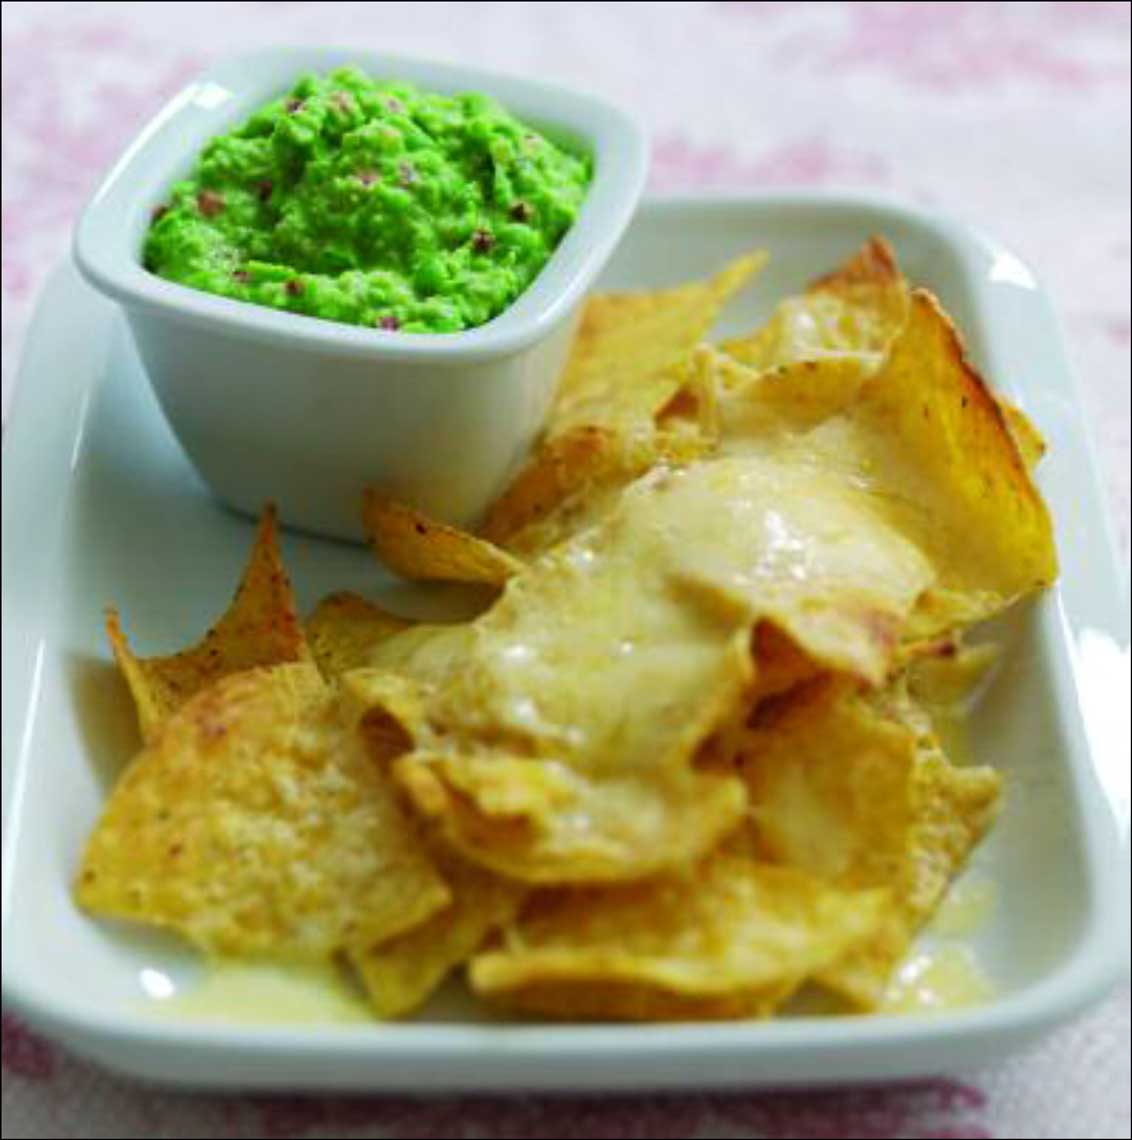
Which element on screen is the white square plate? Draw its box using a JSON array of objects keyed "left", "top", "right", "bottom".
[{"left": 2, "top": 195, "right": 1128, "bottom": 1092}]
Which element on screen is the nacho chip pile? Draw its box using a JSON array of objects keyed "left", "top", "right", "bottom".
[{"left": 78, "top": 238, "right": 1056, "bottom": 1022}]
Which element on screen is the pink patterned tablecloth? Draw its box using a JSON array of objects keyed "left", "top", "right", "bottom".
[{"left": 2, "top": 3, "right": 1129, "bottom": 1138}]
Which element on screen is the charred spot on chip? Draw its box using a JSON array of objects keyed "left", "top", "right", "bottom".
[{"left": 196, "top": 190, "right": 225, "bottom": 218}]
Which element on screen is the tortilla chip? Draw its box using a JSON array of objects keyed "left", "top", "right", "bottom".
[
  {"left": 339, "top": 666, "right": 432, "bottom": 761},
  {"left": 550, "top": 252, "right": 765, "bottom": 438},
  {"left": 863, "top": 291, "right": 1057, "bottom": 627},
  {"left": 741, "top": 679, "right": 1001, "bottom": 1007},
  {"left": 715, "top": 353, "right": 873, "bottom": 443},
  {"left": 996, "top": 396, "right": 1046, "bottom": 469},
  {"left": 363, "top": 490, "right": 523, "bottom": 586},
  {"left": 716, "top": 291, "right": 1057, "bottom": 635},
  {"left": 906, "top": 640, "right": 999, "bottom": 709},
  {"left": 723, "top": 237, "right": 907, "bottom": 370},
  {"left": 306, "top": 591, "right": 410, "bottom": 680},
  {"left": 479, "top": 255, "right": 763, "bottom": 552},
  {"left": 478, "top": 425, "right": 622, "bottom": 547},
  {"left": 469, "top": 855, "right": 888, "bottom": 1021},
  {"left": 750, "top": 621, "right": 820, "bottom": 704},
  {"left": 107, "top": 505, "right": 308, "bottom": 741},
  {"left": 351, "top": 852, "right": 523, "bottom": 1018},
  {"left": 363, "top": 622, "right": 479, "bottom": 679},
  {"left": 76, "top": 663, "right": 450, "bottom": 958},
  {"left": 480, "top": 427, "right": 710, "bottom": 556},
  {"left": 397, "top": 754, "right": 749, "bottom": 884}
]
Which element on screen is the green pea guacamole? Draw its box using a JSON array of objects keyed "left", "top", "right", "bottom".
[{"left": 144, "top": 67, "right": 592, "bottom": 332}]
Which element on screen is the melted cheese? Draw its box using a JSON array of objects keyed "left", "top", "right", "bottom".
[
  {"left": 882, "top": 944, "right": 993, "bottom": 1013},
  {"left": 147, "top": 959, "right": 371, "bottom": 1025}
]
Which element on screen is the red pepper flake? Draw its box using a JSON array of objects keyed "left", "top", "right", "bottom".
[
  {"left": 151, "top": 204, "right": 169, "bottom": 222},
  {"left": 377, "top": 315, "right": 401, "bottom": 331},
  {"left": 398, "top": 162, "right": 418, "bottom": 187},
  {"left": 509, "top": 201, "right": 533, "bottom": 222},
  {"left": 285, "top": 278, "right": 305, "bottom": 297},
  {"left": 256, "top": 179, "right": 273, "bottom": 202},
  {"left": 357, "top": 169, "right": 379, "bottom": 187},
  {"left": 232, "top": 269, "right": 251, "bottom": 284},
  {"left": 472, "top": 229, "right": 496, "bottom": 253},
  {"left": 197, "top": 189, "right": 225, "bottom": 218},
  {"left": 285, "top": 97, "right": 304, "bottom": 114}
]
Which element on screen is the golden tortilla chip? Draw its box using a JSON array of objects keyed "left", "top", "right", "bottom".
[
  {"left": 906, "top": 640, "right": 999, "bottom": 709},
  {"left": 550, "top": 252, "right": 765, "bottom": 438},
  {"left": 363, "top": 622, "right": 479, "bottom": 679},
  {"left": 716, "top": 291, "right": 1057, "bottom": 636},
  {"left": 469, "top": 854, "right": 888, "bottom": 1021},
  {"left": 339, "top": 666, "right": 432, "bottom": 762},
  {"left": 749, "top": 621, "right": 820, "bottom": 704},
  {"left": 741, "top": 679, "right": 1000, "bottom": 1007},
  {"left": 715, "top": 353, "right": 872, "bottom": 442},
  {"left": 350, "top": 851, "right": 523, "bottom": 1018},
  {"left": 480, "top": 427, "right": 711, "bottom": 556},
  {"left": 478, "top": 425, "right": 624, "bottom": 547},
  {"left": 862, "top": 291, "right": 1057, "bottom": 629},
  {"left": 397, "top": 754, "right": 749, "bottom": 885},
  {"left": 479, "top": 255, "right": 763, "bottom": 552},
  {"left": 306, "top": 591, "right": 410, "bottom": 680},
  {"left": 337, "top": 628, "right": 483, "bottom": 761},
  {"left": 996, "top": 396, "right": 1046, "bottom": 469},
  {"left": 723, "top": 237, "right": 907, "bottom": 370},
  {"left": 363, "top": 490, "right": 523, "bottom": 586},
  {"left": 107, "top": 505, "right": 309, "bottom": 742},
  {"left": 76, "top": 662, "right": 450, "bottom": 958}
]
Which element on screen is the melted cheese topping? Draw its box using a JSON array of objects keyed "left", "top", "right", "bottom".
[
  {"left": 882, "top": 944, "right": 993, "bottom": 1013},
  {"left": 429, "top": 456, "right": 933, "bottom": 773},
  {"left": 146, "top": 959, "right": 371, "bottom": 1025}
]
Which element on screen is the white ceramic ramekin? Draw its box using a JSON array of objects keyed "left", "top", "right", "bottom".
[{"left": 74, "top": 48, "right": 647, "bottom": 540}]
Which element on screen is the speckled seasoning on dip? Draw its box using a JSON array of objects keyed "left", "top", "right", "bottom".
[{"left": 143, "top": 67, "right": 592, "bottom": 332}]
